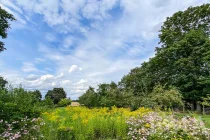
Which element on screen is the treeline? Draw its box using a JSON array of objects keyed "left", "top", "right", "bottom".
[
  {"left": 0, "top": 76, "right": 72, "bottom": 122},
  {"left": 79, "top": 4, "right": 210, "bottom": 111}
]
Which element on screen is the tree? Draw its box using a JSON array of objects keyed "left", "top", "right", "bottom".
[
  {"left": 159, "top": 4, "right": 210, "bottom": 48},
  {"left": 198, "top": 95, "right": 210, "bottom": 114},
  {"left": 0, "top": 7, "right": 15, "bottom": 52},
  {"left": 0, "top": 76, "right": 8, "bottom": 89},
  {"left": 150, "top": 85, "right": 183, "bottom": 113},
  {"left": 120, "top": 4, "right": 210, "bottom": 108},
  {"left": 79, "top": 87, "right": 98, "bottom": 107},
  {"left": 45, "top": 88, "right": 66, "bottom": 104},
  {"left": 29, "top": 90, "right": 42, "bottom": 101}
]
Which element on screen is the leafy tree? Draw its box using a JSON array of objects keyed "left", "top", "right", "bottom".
[
  {"left": 154, "top": 4, "right": 210, "bottom": 103},
  {"left": 29, "top": 90, "right": 42, "bottom": 101},
  {"left": 79, "top": 87, "right": 98, "bottom": 107},
  {"left": 198, "top": 95, "right": 210, "bottom": 114},
  {"left": 0, "top": 76, "right": 7, "bottom": 89},
  {"left": 119, "top": 65, "right": 151, "bottom": 96},
  {"left": 151, "top": 85, "right": 183, "bottom": 110},
  {"left": 0, "top": 7, "right": 15, "bottom": 52},
  {"left": 45, "top": 88, "right": 66, "bottom": 104},
  {"left": 120, "top": 4, "right": 210, "bottom": 108},
  {"left": 159, "top": 4, "right": 210, "bottom": 48}
]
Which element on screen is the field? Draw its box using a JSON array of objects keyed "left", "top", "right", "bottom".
[{"left": 36, "top": 106, "right": 210, "bottom": 140}]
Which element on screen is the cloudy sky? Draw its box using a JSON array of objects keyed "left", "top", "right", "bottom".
[{"left": 0, "top": 0, "right": 209, "bottom": 99}]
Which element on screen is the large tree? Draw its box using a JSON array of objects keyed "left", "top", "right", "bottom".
[
  {"left": 120, "top": 4, "right": 210, "bottom": 107},
  {"left": 0, "top": 7, "right": 15, "bottom": 52},
  {"left": 154, "top": 4, "right": 210, "bottom": 102},
  {"left": 45, "top": 88, "right": 66, "bottom": 104},
  {"left": 158, "top": 4, "right": 210, "bottom": 48}
]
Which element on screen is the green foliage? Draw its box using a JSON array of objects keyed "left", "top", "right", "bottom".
[
  {"left": 199, "top": 95, "right": 210, "bottom": 114},
  {"left": 79, "top": 83, "right": 134, "bottom": 108},
  {"left": 45, "top": 88, "right": 67, "bottom": 104},
  {"left": 79, "top": 86, "right": 99, "bottom": 107},
  {"left": 58, "top": 98, "right": 72, "bottom": 107},
  {"left": 41, "top": 97, "right": 54, "bottom": 108},
  {"left": 0, "top": 7, "right": 15, "bottom": 52},
  {"left": 29, "top": 90, "right": 42, "bottom": 101},
  {"left": 0, "top": 76, "right": 7, "bottom": 89},
  {"left": 159, "top": 4, "right": 210, "bottom": 47},
  {"left": 0, "top": 87, "right": 41, "bottom": 122},
  {"left": 151, "top": 85, "right": 184, "bottom": 109}
]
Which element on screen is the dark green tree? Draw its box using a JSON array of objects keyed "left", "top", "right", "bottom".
[
  {"left": 0, "top": 7, "right": 15, "bottom": 52},
  {"left": 159, "top": 4, "right": 210, "bottom": 48},
  {"left": 0, "top": 76, "right": 7, "bottom": 89},
  {"left": 45, "top": 88, "right": 66, "bottom": 104},
  {"left": 29, "top": 90, "right": 42, "bottom": 101}
]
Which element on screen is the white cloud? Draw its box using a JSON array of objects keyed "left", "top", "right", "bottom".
[
  {"left": 25, "top": 74, "right": 39, "bottom": 81},
  {"left": 0, "top": 0, "right": 23, "bottom": 14},
  {"left": 77, "top": 79, "right": 87, "bottom": 84},
  {"left": 21, "top": 62, "right": 38, "bottom": 72},
  {"left": 69, "top": 65, "right": 78, "bottom": 73},
  {"left": 40, "top": 74, "right": 54, "bottom": 81},
  {"left": 68, "top": 65, "right": 82, "bottom": 73}
]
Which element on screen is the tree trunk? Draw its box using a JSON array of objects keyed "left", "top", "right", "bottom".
[
  {"left": 202, "top": 105, "right": 205, "bottom": 115},
  {"left": 196, "top": 102, "right": 201, "bottom": 113}
]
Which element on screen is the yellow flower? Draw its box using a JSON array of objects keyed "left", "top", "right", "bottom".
[
  {"left": 145, "top": 123, "right": 151, "bottom": 128},
  {"left": 82, "top": 119, "right": 88, "bottom": 125}
]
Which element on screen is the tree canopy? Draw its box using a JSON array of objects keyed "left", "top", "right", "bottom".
[
  {"left": 45, "top": 88, "right": 66, "bottom": 104},
  {"left": 0, "top": 7, "right": 15, "bottom": 52},
  {"left": 0, "top": 76, "right": 7, "bottom": 89}
]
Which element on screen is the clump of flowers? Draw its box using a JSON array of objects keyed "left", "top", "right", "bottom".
[
  {"left": 0, "top": 117, "right": 44, "bottom": 140},
  {"left": 126, "top": 112, "right": 210, "bottom": 140}
]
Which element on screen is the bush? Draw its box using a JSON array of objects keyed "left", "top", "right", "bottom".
[
  {"left": 0, "top": 87, "right": 42, "bottom": 122},
  {"left": 57, "top": 98, "right": 72, "bottom": 107}
]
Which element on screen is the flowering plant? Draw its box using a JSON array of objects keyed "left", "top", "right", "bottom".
[
  {"left": 0, "top": 117, "right": 44, "bottom": 140},
  {"left": 127, "top": 112, "right": 210, "bottom": 140}
]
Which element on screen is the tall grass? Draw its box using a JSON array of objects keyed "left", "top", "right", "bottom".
[{"left": 40, "top": 106, "right": 151, "bottom": 140}]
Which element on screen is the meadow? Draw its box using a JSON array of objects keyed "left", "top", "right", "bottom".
[{"left": 9, "top": 106, "right": 208, "bottom": 140}]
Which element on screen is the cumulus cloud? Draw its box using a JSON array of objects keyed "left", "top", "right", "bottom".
[
  {"left": 77, "top": 79, "right": 87, "bottom": 84},
  {"left": 69, "top": 65, "right": 82, "bottom": 73},
  {"left": 40, "top": 74, "right": 54, "bottom": 81}
]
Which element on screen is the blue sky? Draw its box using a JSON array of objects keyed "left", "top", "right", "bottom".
[{"left": 0, "top": 0, "right": 209, "bottom": 99}]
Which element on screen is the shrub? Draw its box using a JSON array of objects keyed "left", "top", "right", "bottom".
[{"left": 57, "top": 98, "right": 72, "bottom": 107}]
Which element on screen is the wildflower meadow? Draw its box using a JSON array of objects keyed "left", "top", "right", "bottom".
[{"left": 2, "top": 106, "right": 209, "bottom": 140}]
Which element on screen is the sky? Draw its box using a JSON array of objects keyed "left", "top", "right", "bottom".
[{"left": 0, "top": 0, "right": 209, "bottom": 99}]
